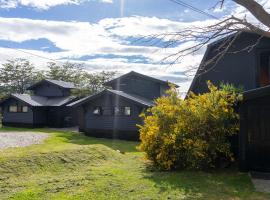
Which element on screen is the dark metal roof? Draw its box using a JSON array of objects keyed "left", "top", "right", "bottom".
[
  {"left": 68, "top": 89, "right": 154, "bottom": 107},
  {"left": 27, "top": 79, "right": 76, "bottom": 90},
  {"left": 108, "top": 89, "right": 155, "bottom": 106},
  {"left": 4, "top": 94, "right": 76, "bottom": 106},
  {"left": 104, "top": 71, "right": 179, "bottom": 88},
  {"left": 243, "top": 85, "right": 270, "bottom": 101}
]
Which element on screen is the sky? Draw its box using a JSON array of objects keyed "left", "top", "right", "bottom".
[{"left": 0, "top": 0, "right": 268, "bottom": 93}]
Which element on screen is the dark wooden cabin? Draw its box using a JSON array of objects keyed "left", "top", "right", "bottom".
[
  {"left": 0, "top": 79, "right": 78, "bottom": 128},
  {"left": 189, "top": 32, "right": 270, "bottom": 94},
  {"left": 240, "top": 86, "right": 270, "bottom": 172},
  {"left": 188, "top": 32, "right": 270, "bottom": 172},
  {"left": 69, "top": 71, "right": 178, "bottom": 140}
]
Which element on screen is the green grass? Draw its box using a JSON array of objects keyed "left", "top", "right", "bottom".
[{"left": 0, "top": 127, "right": 269, "bottom": 200}]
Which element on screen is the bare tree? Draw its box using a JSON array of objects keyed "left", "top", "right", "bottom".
[{"left": 141, "top": 0, "right": 270, "bottom": 74}]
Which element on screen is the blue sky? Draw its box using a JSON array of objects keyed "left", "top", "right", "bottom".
[{"left": 0, "top": 0, "right": 252, "bottom": 92}]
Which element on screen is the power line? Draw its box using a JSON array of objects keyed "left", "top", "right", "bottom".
[
  {"left": 169, "top": 0, "right": 219, "bottom": 20},
  {"left": 0, "top": 44, "right": 63, "bottom": 64}
]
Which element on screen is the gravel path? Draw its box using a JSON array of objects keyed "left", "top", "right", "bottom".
[{"left": 0, "top": 132, "right": 49, "bottom": 149}]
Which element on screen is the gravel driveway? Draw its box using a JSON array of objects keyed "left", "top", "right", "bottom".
[{"left": 0, "top": 132, "right": 49, "bottom": 149}]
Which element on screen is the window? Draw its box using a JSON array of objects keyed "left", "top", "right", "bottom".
[
  {"left": 113, "top": 106, "right": 131, "bottom": 116},
  {"left": 124, "top": 107, "right": 131, "bottom": 116},
  {"left": 114, "top": 107, "right": 121, "bottom": 116},
  {"left": 22, "top": 106, "right": 28, "bottom": 113},
  {"left": 9, "top": 106, "right": 17, "bottom": 113},
  {"left": 259, "top": 51, "right": 270, "bottom": 87},
  {"left": 9, "top": 105, "right": 28, "bottom": 113},
  {"left": 93, "top": 106, "right": 102, "bottom": 115}
]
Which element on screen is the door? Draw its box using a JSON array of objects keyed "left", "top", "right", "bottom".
[
  {"left": 247, "top": 106, "right": 270, "bottom": 171},
  {"left": 47, "top": 107, "right": 60, "bottom": 127}
]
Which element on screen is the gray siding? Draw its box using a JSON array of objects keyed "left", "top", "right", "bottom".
[
  {"left": 33, "top": 82, "right": 70, "bottom": 97},
  {"left": 110, "top": 75, "right": 166, "bottom": 100},
  {"left": 190, "top": 33, "right": 270, "bottom": 94},
  {"left": 83, "top": 93, "right": 144, "bottom": 132},
  {"left": 1, "top": 98, "right": 33, "bottom": 124}
]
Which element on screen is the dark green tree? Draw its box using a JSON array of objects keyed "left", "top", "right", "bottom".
[
  {"left": 0, "top": 59, "right": 38, "bottom": 95},
  {"left": 46, "top": 62, "right": 116, "bottom": 97}
]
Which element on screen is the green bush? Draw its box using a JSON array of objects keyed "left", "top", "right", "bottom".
[{"left": 138, "top": 82, "right": 242, "bottom": 170}]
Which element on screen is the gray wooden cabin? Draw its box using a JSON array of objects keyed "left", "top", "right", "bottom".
[
  {"left": 189, "top": 32, "right": 270, "bottom": 94},
  {"left": 0, "top": 79, "right": 78, "bottom": 128},
  {"left": 69, "top": 71, "right": 178, "bottom": 140}
]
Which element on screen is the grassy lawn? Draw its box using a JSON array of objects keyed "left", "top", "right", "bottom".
[{"left": 0, "top": 127, "right": 269, "bottom": 200}]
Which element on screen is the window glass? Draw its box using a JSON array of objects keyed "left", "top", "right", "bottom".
[
  {"left": 124, "top": 107, "right": 131, "bottom": 116},
  {"left": 114, "top": 107, "right": 121, "bottom": 116},
  {"left": 22, "top": 106, "right": 28, "bottom": 113},
  {"left": 93, "top": 107, "right": 102, "bottom": 115},
  {"left": 9, "top": 105, "right": 17, "bottom": 112}
]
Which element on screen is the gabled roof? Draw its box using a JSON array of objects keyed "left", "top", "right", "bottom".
[
  {"left": 68, "top": 89, "right": 155, "bottom": 107},
  {"left": 27, "top": 79, "right": 76, "bottom": 90},
  {"left": 104, "top": 71, "right": 179, "bottom": 88},
  {"left": 187, "top": 31, "right": 262, "bottom": 95},
  {"left": 1, "top": 94, "right": 76, "bottom": 107}
]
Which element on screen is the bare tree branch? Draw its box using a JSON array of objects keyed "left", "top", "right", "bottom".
[{"left": 233, "top": 0, "right": 270, "bottom": 28}]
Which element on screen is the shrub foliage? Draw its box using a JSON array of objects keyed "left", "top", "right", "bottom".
[{"left": 138, "top": 82, "right": 242, "bottom": 170}]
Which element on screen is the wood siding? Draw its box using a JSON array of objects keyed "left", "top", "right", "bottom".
[
  {"left": 1, "top": 98, "right": 33, "bottom": 124},
  {"left": 190, "top": 33, "right": 270, "bottom": 94},
  {"left": 82, "top": 93, "right": 144, "bottom": 132},
  {"left": 240, "top": 96, "right": 270, "bottom": 172},
  {"left": 33, "top": 82, "right": 70, "bottom": 97},
  {"left": 109, "top": 75, "right": 169, "bottom": 100}
]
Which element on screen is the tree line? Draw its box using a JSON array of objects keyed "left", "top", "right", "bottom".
[{"left": 0, "top": 59, "right": 116, "bottom": 98}]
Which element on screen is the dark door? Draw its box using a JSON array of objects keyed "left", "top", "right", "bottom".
[
  {"left": 47, "top": 107, "right": 60, "bottom": 127},
  {"left": 247, "top": 106, "right": 270, "bottom": 171}
]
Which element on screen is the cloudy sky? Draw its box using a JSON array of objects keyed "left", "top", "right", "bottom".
[{"left": 0, "top": 0, "right": 267, "bottom": 93}]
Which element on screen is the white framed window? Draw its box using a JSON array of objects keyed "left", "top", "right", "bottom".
[
  {"left": 124, "top": 107, "right": 131, "bottom": 116},
  {"left": 9, "top": 105, "right": 17, "bottom": 113},
  {"left": 93, "top": 106, "right": 102, "bottom": 115},
  {"left": 22, "top": 106, "right": 28, "bottom": 113}
]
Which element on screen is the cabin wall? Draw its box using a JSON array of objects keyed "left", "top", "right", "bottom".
[
  {"left": 82, "top": 93, "right": 145, "bottom": 140},
  {"left": 1, "top": 98, "right": 33, "bottom": 126},
  {"left": 240, "top": 95, "right": 270, "bottom": 172},
  {"left": 109, "top": 75, "right": 165, "bottom": 100},
  {"left": 32, "top": 107, "right": 47, "bottom": 127},
  {"left": 33, "top": 83, "right": 70, "bottom": 97},
  {"left": 191, "top": 33, "right": 270, "bottom": 94}
]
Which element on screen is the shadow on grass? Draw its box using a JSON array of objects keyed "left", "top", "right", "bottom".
[
  {"left": 0, "top": 126, "right": 139, "bottom": 153},
  {"left": 57, "top": 131, "right": 139, "bottom": 153},
  {"left": 142, "top": 166, "right": 266, "bottom": 200}
]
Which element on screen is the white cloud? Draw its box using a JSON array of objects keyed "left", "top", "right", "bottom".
[
  {"left": 0, "top": 0, "right": 112, "bottom": 10},
  {"left": 0, "top": 16, "right": 212, "bottom": 92}
]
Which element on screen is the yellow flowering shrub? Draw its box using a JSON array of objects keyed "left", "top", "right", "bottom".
[{"left": 138, "top": 82, "right": 242, "bottom": 170}]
